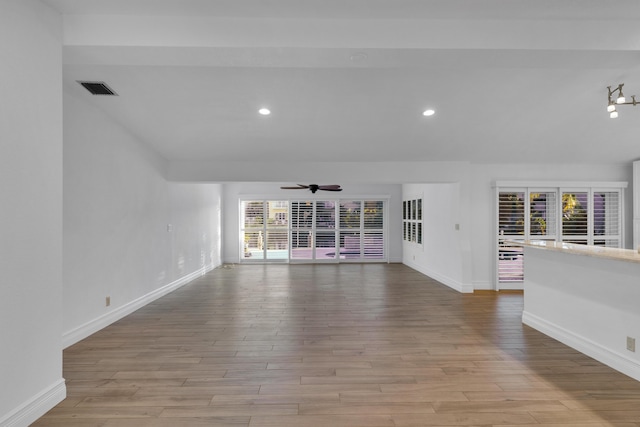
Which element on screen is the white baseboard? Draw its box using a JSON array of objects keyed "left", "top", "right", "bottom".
[
  {"left": 472, "top": 280, "right": 494, "bottom": 291},
  {"left": 403, "top": 261, "right": 473, "bottom": 293},
  {"left": 223, "top": 255, "right": 240, "bottom": 264},
  {"left": 498, "top": 282, "right": 524, "bottom": 291},
  {"left": 0, "top": 379, "right": 66, "bottom": 427},
  {"left": 63, "top": 263, "right": 218, "bottom": 348},
  {"left": 523, "top": 311, "right": 640, "bottom": 382}
]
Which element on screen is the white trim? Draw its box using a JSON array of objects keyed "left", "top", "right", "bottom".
[
  {"left": 495, "top": 282, "right": 523, "bottom": 291},
  {"left": 404, "top": 261, "right": 473, "bottom": 293},
  {"left": 62, "top": 263, "right": 218, "bottom": 348},
  {"left": 402, "top": 196, "right": 424, "bottom": 246},
  {"left": 523, "top": 311, "right": 640, "bottom": 382},
  {"left": 240, "top": 193, "right": 392, "bottom": 201},
  {"left": 0, "top": 379, "right": 66, "bottom": 427},
  {"left": 494, "top": 180, "right": 627, "bottom": 189},
  {"left": 472, "top": 280, "right": 494, "bottom": 291}
]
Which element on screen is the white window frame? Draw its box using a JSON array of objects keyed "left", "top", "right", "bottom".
[
  {"left": 290, "top": 199, "right": 338, "bottom": 263},
  {"left": 240, "top": 197, "right": 388, "bottom": 264},
  {"left": 402, "top": 197, "right": 423, "bottom": 245},
  {"left": 560, "top": 187, "right": 623, "bottom": 246},
  {"left": 337, "top": 200, "right": 387, "bottom": 262},
  {"left": 240, "top": 200, "right": 290, "bottom": 263},
  {"left": 494, "top": 181, "right": 626, "bottom": 290}
]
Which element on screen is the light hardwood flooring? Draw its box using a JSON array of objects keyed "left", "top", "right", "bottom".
[{"left": 34, "top": 264, "right": 640, "bottom": 426}]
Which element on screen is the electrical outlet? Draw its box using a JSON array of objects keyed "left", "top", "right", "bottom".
[
  {"left": 106, "top": 296, "right": 111, "bottom": 307},
  {"left": 627, "top": 336, "right": 636, "bottom": 352}
]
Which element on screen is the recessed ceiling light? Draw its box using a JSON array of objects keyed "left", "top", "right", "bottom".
[
  {"left": 423, "top": 109, "right": 435, "bottom": 117},
  {"left": 258, "top": 108, "right": 271, "bottom": 116}
]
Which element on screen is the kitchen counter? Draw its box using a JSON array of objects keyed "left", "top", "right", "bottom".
[
  {"left": 519, "top": 239, "right": 640, "bottom": 264},
  {"left": 520, "top": 241, "right": 640, "bottom": 381}
]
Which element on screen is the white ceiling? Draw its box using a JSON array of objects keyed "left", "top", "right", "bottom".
[{"left": 44, "top": 0, "right": 640, "bottom": 164}]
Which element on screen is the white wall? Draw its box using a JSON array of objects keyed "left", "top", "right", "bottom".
[
  {"left": 222, "top": 182, "right": 403, "bottom": 263},
  {"left": 169, "top": 160, "right": 472, "bottom": 184},
  {"left": 403, "top": 183, "right": 472, "bottom": 292},
  {"left": 63, "top": 91, "right": 222, "bottom": 347},
  {"left": 168, "top": 182, "right": 222, "bottom": 279},
  {"left": 0, "top": 1, "right": 66, "bottom": 425}
]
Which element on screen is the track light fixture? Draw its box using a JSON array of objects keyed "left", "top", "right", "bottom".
[{"left": 607, "top": 83, "right": 638, "bottom": 118}]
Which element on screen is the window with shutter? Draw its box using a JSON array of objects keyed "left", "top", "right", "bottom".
[
  {"left": 402, "top": 198, "right": 423, "bottom": 245},
  {"left": 495, "top": 185, "right": 624, "bottom": 287},
  {"left": 339, "top": 201, "right": 361, "bottom": 258},
  {"left": 498, "top": 191, "right": 525, "bottom": 283},
  {"left": 530, "top": 191, "right": 557, "bottom": 239},
  {"left": 291, "top": 201, "right": 314, "bottom": 259},
  {"left": 593, "top": 191, "right": 621, "bottom": 247},
  {"left": 242, "top": 201, "right": 265, "bottom": 259},
  {"left": 562, "top": 191, "right": 589, "bottom": 245}
]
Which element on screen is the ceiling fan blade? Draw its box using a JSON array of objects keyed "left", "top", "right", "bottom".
[
  {"left": 280, "top": 184, "right": 309, "bottom": 190},
  {"left": 280, "top": 184, "right": 341, "bottom": 192}
]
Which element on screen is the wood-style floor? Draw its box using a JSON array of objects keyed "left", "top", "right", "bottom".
[{"left": 34, "top": 264, "right": 640, "bottom": 426}]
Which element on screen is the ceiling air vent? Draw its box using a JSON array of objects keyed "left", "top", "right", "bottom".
[{"left": 77, "top": 81, "right": 118, "bottom": 96}]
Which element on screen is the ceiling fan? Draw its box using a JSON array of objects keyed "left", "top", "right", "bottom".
[{"left": 280, "top": 184, "right": 342, "bottom": 194}]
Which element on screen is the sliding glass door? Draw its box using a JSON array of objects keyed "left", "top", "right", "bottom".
[
  {"left": 241, "top": 200, "right": 289, "bottom": 261},
  {"left": 290, "top": 200, "right": 338, "bottom": 261},
  {"left": 241, "top": 199, "right": 386, "bottom": 263}
]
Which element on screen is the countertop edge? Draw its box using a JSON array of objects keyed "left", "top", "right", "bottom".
[{"left": 507, "top": 240, "right": 640, "bottom": 264}]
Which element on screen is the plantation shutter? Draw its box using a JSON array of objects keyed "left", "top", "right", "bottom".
[
  {"left": 562, "top": 191, "right": 589, "bottom": 244},
  {"left": 497, "top": 191, "right": 525, "bottom": 283},
  {"left": 363, "top": 201, "right": 384, "bottom": 259},
  {"left": 291, "top": 201, "right": 313, "bottom": 259},
  {"left": 496, "top": 184, "right": 624, "bottom": 286},
  {"left": 242, "top": 201, "right": 265, "bottom": 259},
  {"left": 593, "top": 191, "right": 621, "bottom": 246},
  {"left": 339, "top": 201, "right": 361, "bottom": 259},
  {"left": 242, "top": 198, "right": 386, "bottom": 263},
  {"left": 529, "top": 191, "right": 557, "bottom": 239},
  {"left": 315, "top": 201, "right": 336, "bottom": 259}
]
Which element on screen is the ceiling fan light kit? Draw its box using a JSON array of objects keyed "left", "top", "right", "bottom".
[
  {"left": 607, "top": 83, "right": 638, "bottom": 118},
  {"left": 280, "top": 184, "right": 343, "bottom": 193}
]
